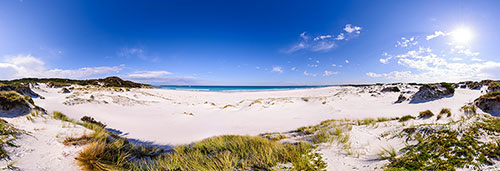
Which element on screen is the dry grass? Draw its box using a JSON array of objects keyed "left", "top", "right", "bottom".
[{"left": 418, "top": 110, "right": 434, "bottom": 119}]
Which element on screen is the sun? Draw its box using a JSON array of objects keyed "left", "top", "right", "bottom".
[{"left": 451, "top": 27, "right": 474, "bottom": 44}]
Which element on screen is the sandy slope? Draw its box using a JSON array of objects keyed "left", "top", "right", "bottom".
[
  {"left": 32, "top": 85, "right": 482, "bottom": 147},
  {"left": 0, "top": 114, "right": 88, "bottom": 171}
]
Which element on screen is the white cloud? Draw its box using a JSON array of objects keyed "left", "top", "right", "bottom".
[
  {"left": 255, "top": 66, "right": 260, "bottom": 70},
  {"left": 307, "top": 64, "right": 318, "bottom": 68},
  {"left": 285, "top": 42, "right": 307, "bottom": 53},
  {"left": 426, "top": 31, "right": 448, "bottom": 40},
  {"left": 335, "top": 33, "right": 345, "bottom": 40},
  {"left": 311, "top": 41, "right": 335, "bottom": 51},
  {"left": 118, "top": 47, "right": 144, "bottom": 57},
  {"left": 471, "top": 57, "right": 483, "bottom": 62},
  {"left": 371, "top": 47, "right": 500, "bottom": 82},
  {"left": 272, "top": 66, "right": 284, "bottom": 73},
  {"left": 285, "top": 24, "right": 361, "bottom": 53},
  {"left": 124, "top": 70, "right": 200, "bottom": 85},
  {"left": 366, "top": 72, "right": 382, "bottom": 78},
  {"left": 455, "top": 48, "right": 480, "bottom": 57},
  {"left": 127, "top": 71, "right": 172, "bottom": 79},
  {"left": 291, "top": 67, "right": 297, "bottom": 71},
  {"left": 316, "top": 60, "right": 320, "bottom": 64},
  {"left": 331, "top": 64, "right": 336, "bottom": 67},
  {"left": 323, "top": 70, "right": 339, "bottom": 76},
  {"left": 345, "top": 60, "right": 349, "bottom": 64},
  {"left": 343, "top": 24, "right": 362, "bottom": 34},
  {"left": 0, "top": 54, "right": 123, "bottom": 80},
  {"left": 395, "top": 37, "right": 418, "bottom": 47},
  {"left": 379, "top": 52, "right": 392, "bottom": 64},
  {"left": 300, "top": 32, "right": 309, "bottom": 40},
  {"left": 303, "top": 71, "right": 317, "bottom": 77},
  {"left": 314, "top": 35, "right": 332, "bottom": 41}
]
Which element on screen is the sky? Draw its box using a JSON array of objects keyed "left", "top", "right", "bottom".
[{"left": 1, "top": 0, "right": 499, "bottom": 85}]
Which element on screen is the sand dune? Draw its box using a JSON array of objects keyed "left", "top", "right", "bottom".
[{"left": 33, "top": 84, "right": 482, "bottom": 145}]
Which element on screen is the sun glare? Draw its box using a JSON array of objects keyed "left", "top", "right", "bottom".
[{"left": 451, "top": 27, "right": 474, "bottom": 44}]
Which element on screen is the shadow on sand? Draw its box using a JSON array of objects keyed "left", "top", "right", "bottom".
[
  {"left": 0, "top": 107, "right": 31, "bottom": 118},
  {"left": 106, "top": 127, "right": 175, "bottom": 150},
  {"left": 409, "top": 94, "right": 455, "bottom": 104}
]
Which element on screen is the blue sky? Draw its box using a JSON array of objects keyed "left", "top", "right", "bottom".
[{"left": 1, "top": 0, "right": 499, "bottom": 85}]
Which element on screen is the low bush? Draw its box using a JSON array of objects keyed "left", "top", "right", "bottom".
[
  {"left": 439, "top": 108, "right": 452, "bottom": 118},
  {"left": 418, "top": 110, "right": 434, "bottom": 119},
  {"left": 0, "top": 119, "right": 22, "bottom": 159},
  {"left": 80, "top": 116, "right": 106, "bottom": 128},
  {"left": 440, "top": 82, "right": 455, "bottom": 93},
  {"left": 399, "top": 115, "right": 416, "bottom": 122},
  {"left": 0, "top": 91, "right": 29, "bottom": 111},
  {"left": 460, "top": 105, "right": 477, "bottom": 115},
  {"left": 386, "top": 119, "right": 500, "bottom": 170},
  {"left": 52, "top": 111, "right": 70, "bottom": 121}
]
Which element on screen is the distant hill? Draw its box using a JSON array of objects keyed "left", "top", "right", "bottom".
[{"left": 0, "top": 76, "right": 148, "bottom": 88}]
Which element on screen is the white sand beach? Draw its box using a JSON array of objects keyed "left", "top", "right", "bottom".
[
  {"left": 32, "top": 85, "right": 482, "bottom": 145},
  {"left": 0, "top": 82, "right": 498, "bottom": 170}
]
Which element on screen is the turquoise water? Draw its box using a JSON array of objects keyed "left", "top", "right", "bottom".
[{"left": 154, "top": 85, "right": 328, "bottom": 92}]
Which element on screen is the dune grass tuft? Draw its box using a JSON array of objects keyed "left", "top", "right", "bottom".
[
  {"left": 66, "top": 116, "right": 327, "bottom": 171},
  {"left": 80, "top": 116, "right": 106, "bottom": 128},
  {"left": 0, "top": 91, "right": 30, "bottom": 111},
  {"left": 439, "top": 108, "right": 452, "bottom": 119},
  {"left": 418, "top": 110, "right": 434, "bottom": 119},
  {"left": 0, "top": 119, "right": 22, "bottom": 159},
  {"left": 398, "top": 115, "right": 416, "bottom": 122},
  {"left": 52, "top": 111, "right": 70, "bottom": 122},
  {"left": 460, "top": 104, "right": 477, "bottom": 115},
  {"left": 385, "top": 115, "right": 500, "bottom": 170}
]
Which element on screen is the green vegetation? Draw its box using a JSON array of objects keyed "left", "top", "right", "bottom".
[
  {"left": 440, "top": 82, "right": 455, "bottom": 93},
  {"left": 439, "top": 108, "right": 452, "bottom": 119},
  {"left": 80, "top": 116, "right": 106, "bottom": 128},
  {"left": 399, "top": 115, "right": 416, "bottom": 122},
  {"left": 134, "top": 136, "right": 326, "bottom": 171},
  {"left": 0, "top": 91, "right": 34, "bottom": 111},
  {"left": 52, "top": 111, "right": 70, "bottom": 121},
  {"left": 385, "top": 116, "right": 500, "bottom": 170},
  {"left": 378, "top": 146, "right": 397, "bottom": 160},
  {"left": 481, "top": 91, "right": 500, "bottom": 98},
  {"left": 488, "top": 81, "right": 500, "bottom": 90},
  {"left": 418, "top": 110, "right": 434, "bottom": 119},
  {"left": 0, "top": 77, "right": 147, "bottom": 88},
  {"left": 61, "top": 114, "right": 327, "bottom": 171},
  {"left": 260, "top": 132, "right": 287, "bottom": 141},
  {"left": 460, "top": 105, "right": 477, "bottom": 115},
  {"left": 0, "top": 119, "right": 22, "bottom": 159}
]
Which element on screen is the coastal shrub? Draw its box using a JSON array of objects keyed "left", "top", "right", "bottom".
[
  {"left": 460, "top": 105, "right": 477, "bottom": 115},
  {"left": 385, "top": 118, "right": 500, "bottom": 170},
  {"left": 440, "top": 82, "right": 455, "bottom": 93},
  {"left": 418, "top": 110, "right": 434, "bottom": 119},
  {"left": 80, "top": 116, "right": 106, "bottom": 128},
  {"left": 0, "top": 119, "right": 22, "bottom": 159},
  {"left": 357, "top": 118, "right": 376, "bottom": 126},
  {"left": 378, "top": 146, "right": 397, "bottom": 160},
  {"left": 67, "top": 115, "right": 327, "bottom": 171},
  {"left": 0, "top": 91, "right": 29, "bottom": 111},
  {"left": 63, "top": 135, "right": 94, "bottom": 146},
  {"left": 75, "top": 134, "right": 326, "bottom": 171},
  {"left": 488, "top": 81, "right": 500, "bottom": 91},
  {"left": 481, "top": 91, "right": 500, "bottom": 98},
  {"left": 399, "top": 115, "right": 416, "bottom": 122},
  {"left": 440, "top": 108, "right": 452, "bottom": 118},
  {"left": 52, "top": 111, "right": 70, "bottom": 121}
]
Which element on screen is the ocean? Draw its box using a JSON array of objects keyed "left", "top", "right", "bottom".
[{"left": 153, "top": 85, "right": 328, "bottom": 92}]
